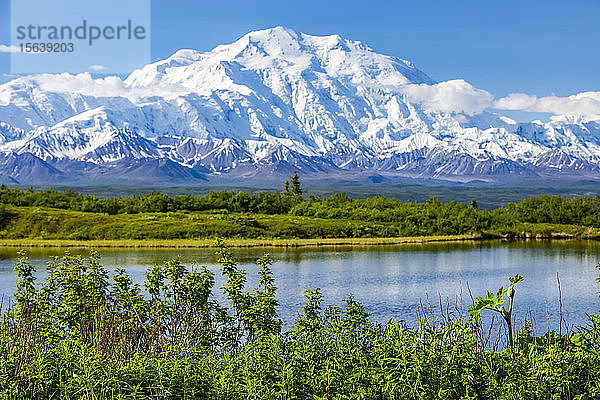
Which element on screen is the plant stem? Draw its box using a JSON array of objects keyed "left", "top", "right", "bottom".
[{"left": 507, "top": 296, "right": 514, "bottom": 353}]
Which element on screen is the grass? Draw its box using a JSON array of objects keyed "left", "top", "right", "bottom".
[
  {"left": 486, "top": 222, "right": 600, "bottom": 239},
  {"left": 0, "top": 204, "right": 598, "bottom": 248},
  {"left": 0, "top": 206, "right": 415, "bottom": 241},
  {"left": 0, "top": 234, "right": 484, "bottom": 248}
]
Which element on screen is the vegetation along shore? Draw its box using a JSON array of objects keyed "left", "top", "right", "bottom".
[
  {"left": 0, "top": 180, "right": 599, "bottom": 245},
  {"left": 1, "top": 241, "right": 600, "bottom": 398}
]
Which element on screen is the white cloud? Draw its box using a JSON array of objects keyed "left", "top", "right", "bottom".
[
  {"left": 401, "top": 79, "right": 494, "bottom": 115},
  {"left": 400, "top": 80, "right": 600, "bottom": 118},
  {"left": 8, "top": 68, "right": 600, "bottom": 119},
  {"left": 33, "top": 73, "right": 127, "bottom": 97},
  {"left": 88, "top": 65, "right": 108, "bottom": 71},
  {"left": 27, "top": 72, "right": 192, "bottom": 101},
  {"left": 494, "top": 92, "right": 600, "bottom": 117},
  {"left": 0, "top": 44, "right": 21, "bottom": 53}
]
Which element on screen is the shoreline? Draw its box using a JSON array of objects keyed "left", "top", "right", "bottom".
[
  {"left": 0, "top": 233, "right": 588, "bottom": 249},
  {"left": 0, "top": 235, "right": 484, "bottom": 249}
]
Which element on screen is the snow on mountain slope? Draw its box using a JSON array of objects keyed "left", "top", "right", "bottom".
[{"left": 0, "top": 26, "right": 600, "bottom": 184}]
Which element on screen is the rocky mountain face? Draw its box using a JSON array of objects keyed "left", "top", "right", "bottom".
[{"left": 1, "top": 26, "right": 600, "bottom": 185}]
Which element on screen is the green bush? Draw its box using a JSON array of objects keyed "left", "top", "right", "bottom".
[{"left": 2, "top": 245, "right": 600, "bottom": 399}]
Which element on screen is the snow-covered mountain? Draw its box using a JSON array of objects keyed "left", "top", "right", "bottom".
[{"left": 1, "top": 26, "right": 600, "bottom": 185}]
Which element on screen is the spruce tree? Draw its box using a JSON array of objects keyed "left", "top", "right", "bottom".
[
  {"left": 291, "top": 169, "right": 302, "bottom": 196},
  {"left": 283, "top": 180, "right": 290, "bottom": 195},
  {"left": 470, "top": 198, "right": 478, "bottom": 210}
]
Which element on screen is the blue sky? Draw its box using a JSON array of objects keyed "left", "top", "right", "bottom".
[{"left": 1, "top": 0, "right": 599, "bottom": 118}]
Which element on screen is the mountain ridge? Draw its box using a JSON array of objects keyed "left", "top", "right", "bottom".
[{"left": 1, "top": 26, "right": 600, "bottom": 185}]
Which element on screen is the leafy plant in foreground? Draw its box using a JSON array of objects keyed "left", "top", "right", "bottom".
[
  {"left": 468, "top": 274, "right": 524, "bottom": 351},
  {"left": 3, "top": 249, "right": 600, "bottom": 399}
]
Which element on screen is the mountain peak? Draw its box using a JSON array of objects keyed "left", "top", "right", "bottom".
[
  {"left": 125, "top": 27, "right": 434, "bottom": 92},
  {"left": 244, "top": 26, "right": 300, "bottom": 41}
]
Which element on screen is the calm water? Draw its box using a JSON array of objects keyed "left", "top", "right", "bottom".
[{"left": 1, "top": 240, "right": 599, "bottom": 333}]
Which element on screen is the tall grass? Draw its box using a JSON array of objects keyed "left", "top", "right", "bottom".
[{"left": 1, "top": 242, "right": 600, "bottom": 399}]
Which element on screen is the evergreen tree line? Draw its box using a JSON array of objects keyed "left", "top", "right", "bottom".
[{"left": 1, "top": 175, "right": 600, "bottom": 231}]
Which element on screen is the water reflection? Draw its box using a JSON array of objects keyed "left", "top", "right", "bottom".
[{"left": 0, "top": 240, "right": 599, "bottom": 333}]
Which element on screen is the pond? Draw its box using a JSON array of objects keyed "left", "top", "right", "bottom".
[{"left": 1, "top": 240, "right": 599, "bottom": 335}]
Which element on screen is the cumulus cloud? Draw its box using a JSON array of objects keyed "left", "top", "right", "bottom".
[
  {"left": 0, "top": 44, "right": 21, "bottom": 53},
  {"left": 8, "top": 67, "right": 600, "bottom": 118},
  {"left": 494, "top": 92, "right": 600, "bottom": 116},
  {"left": 88, "top": 65, "right": 108, "bottom": 71},
  {"left": 26, "top": 72, "right": 191, "bottom": 100},
  {"left": 33, "top": 73, "right": 127, "bottom": 97},
  {"left": 400, "top": 79, "right": 600, "bottom": 118},
  {"left": 401, "top": 79, "right": 494, "bottom": 115}
]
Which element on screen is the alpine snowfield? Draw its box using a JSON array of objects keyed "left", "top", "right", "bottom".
[{"left": 1, "top": 26, "right": 600, "bottom": 184}]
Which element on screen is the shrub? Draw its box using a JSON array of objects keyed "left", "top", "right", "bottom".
[{"left": 1, "top": 246, "right": 600, "bottom": 398}]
